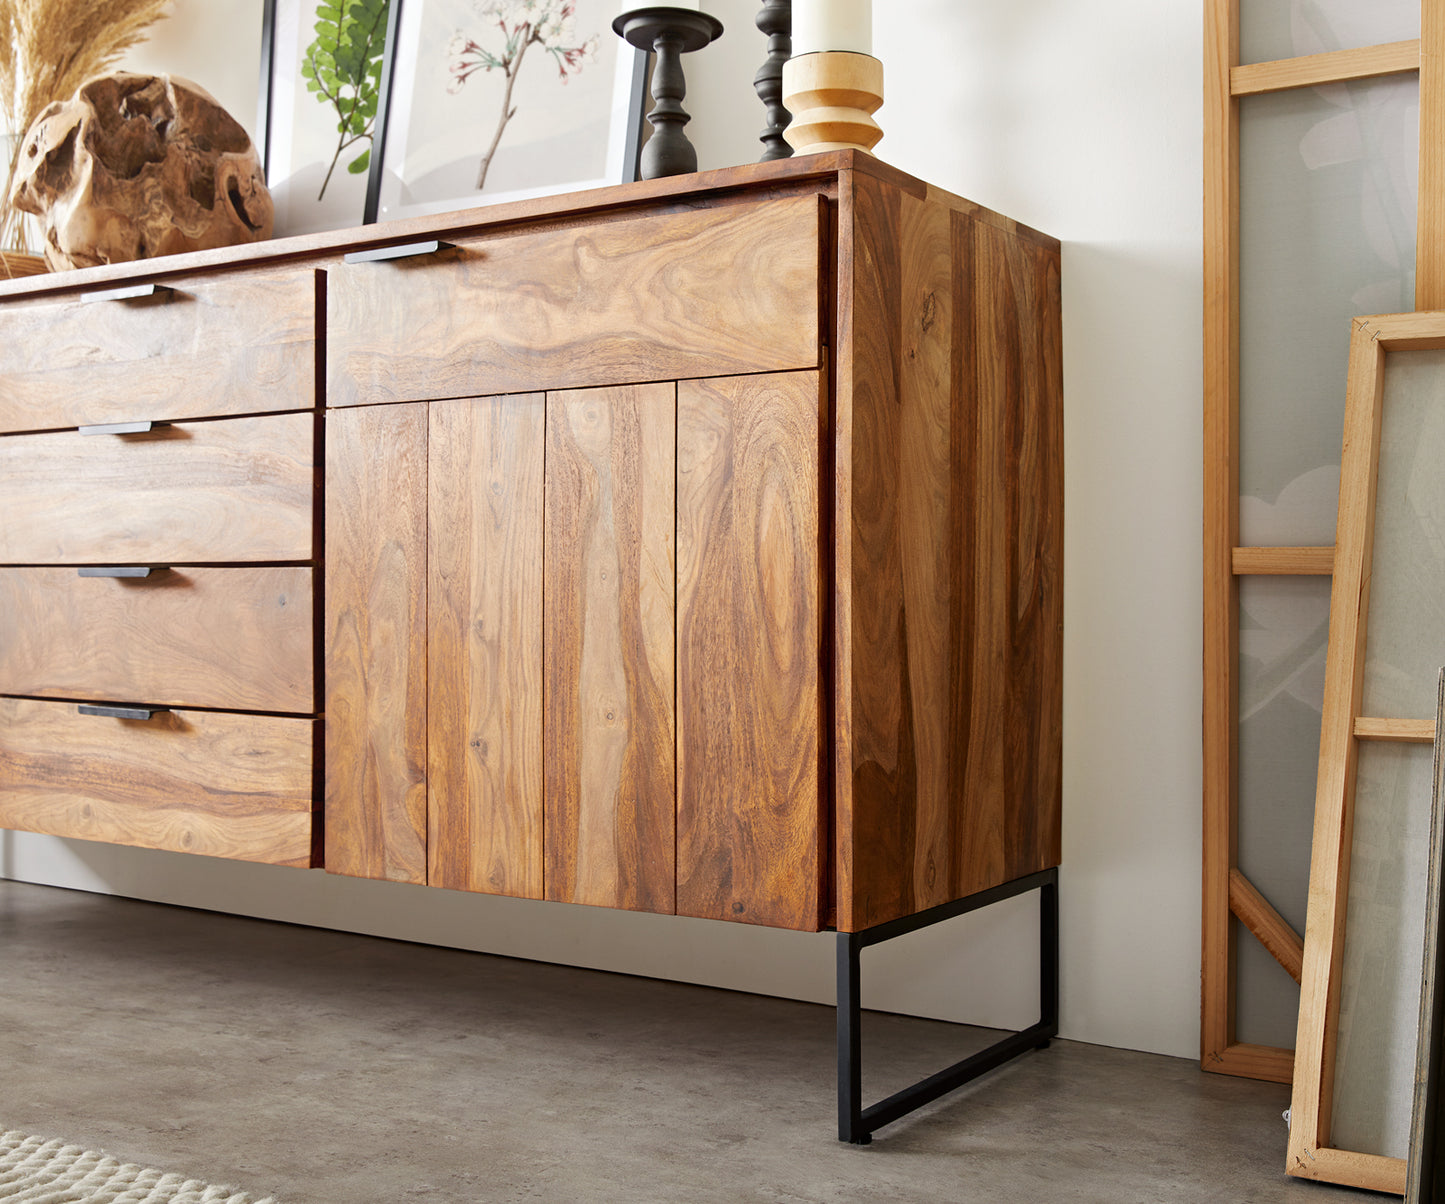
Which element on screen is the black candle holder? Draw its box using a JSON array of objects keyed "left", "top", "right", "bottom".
[
  {"left": 613, "top": 7, "right": 724, "bottom": 180},
  {"left": 754, "top": 0, "right": 792, "bottom": 161}
]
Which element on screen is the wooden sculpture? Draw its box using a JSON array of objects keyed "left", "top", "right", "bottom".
[{"left": 8, "top": 72, "right": 273, "bottom": 271}]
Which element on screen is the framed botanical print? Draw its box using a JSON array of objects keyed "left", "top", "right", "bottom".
[
  {"left": 263, "top": 0, "right": 393, "bottom": 236},
  {"left": 368, "top": 0, "right": 647, "bottom": 224}
]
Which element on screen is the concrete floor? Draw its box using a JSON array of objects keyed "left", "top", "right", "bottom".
[{"left": 0, "top": 880, "right": 1369, "bottom": 1204}]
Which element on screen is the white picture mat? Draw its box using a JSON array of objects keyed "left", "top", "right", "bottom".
[{"left": 377, "top": 0, "right": 634, "bottom": 223}]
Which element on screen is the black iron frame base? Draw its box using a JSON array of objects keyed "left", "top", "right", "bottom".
[{"left": 836, "top": 867, "right": 1060, "bottom": 1144}]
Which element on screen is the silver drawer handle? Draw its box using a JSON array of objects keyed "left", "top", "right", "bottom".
[
  {"left": 79, "top": 282, "right": 172, "bottom": 303},
  {"left": 77, "top": 566, "right": 167, "bottom": 578},
  {"left": 78, "top": 704, "right": 168, "bottom": 721},
  {"left": 344, "top": 240, "right": 452, "bottom": 265},
  {"left": 78, "top": 420, "right": 163, "bottom": 436}
]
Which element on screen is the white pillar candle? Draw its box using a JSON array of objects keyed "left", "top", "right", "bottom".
[
  {"left": 792, "top": 0, "right": 872, "bottom": 56},
  {"left": 619, "top": 0, "right": 703, "bottom": 13}
]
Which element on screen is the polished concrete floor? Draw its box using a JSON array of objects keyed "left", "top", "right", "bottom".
[{"left": 0, "top": 879, "right": 1366, "bottom": 1203}]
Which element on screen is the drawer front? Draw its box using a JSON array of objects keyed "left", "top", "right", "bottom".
[
  {"left": 0, "top": 697, "right": 317, "bottom": 866},
  {"left": 0, "top": 268, "right": 317, "bottom": 434},
  {"left": 328, "top": 195, "right": 823, "bottom": 407},
  {"left": 0, "top": 567, "right": 313, "bottom": 713},
  {"left": 0, "top": 412, "right": 317, "bottom": 564}
]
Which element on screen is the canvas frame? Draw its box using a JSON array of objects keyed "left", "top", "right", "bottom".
[
  {"left": 1287, "top": 312, "right": 1445, "bottom": 1195},
  {"left": 1201, "top": 0, "right": 1445, "bottom": 1090}
]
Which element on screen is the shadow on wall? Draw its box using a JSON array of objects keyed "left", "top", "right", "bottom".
[{"left": 1, "top": 832, "right": 1043, "bottom": 1033}]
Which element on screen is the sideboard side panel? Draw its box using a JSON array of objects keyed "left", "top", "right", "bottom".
[
  {"left": 325, "top": 402, "right": 429, "bottom": 884},
  {"left": 838, "top": 174, "right": 1063, "bottom": 931}
]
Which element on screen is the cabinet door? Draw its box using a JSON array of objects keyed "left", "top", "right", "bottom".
[
  {"left": 676, "top": 371, "right": 824, "bottom": 930},
  {"left": 428, "top": 396, "right": 546, "bottom": 897},
  {"left": 325, "top": 402, "right": 429, "bottom": 884},
  {"left": 544, "top": 384, "right": 676, "bottom": 913}
]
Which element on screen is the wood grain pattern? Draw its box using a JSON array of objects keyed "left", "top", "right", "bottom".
[
  {"left": 1231, "top": 40, "right": 1419, "bottom": 96},
  {"left": 1232, "top": 546, "right": 1334, "bottom": 575},
  {"left": 1290, "top": 321, "right": 1388, "bottom": 1181},
  {"left": 1230, "top": 868, "right": 1305, "bottom": 984},
  {"left": 677, "top": 372, "right": 822, "bottom": 930},
  {"left": 0, "top": 697, "right": 316, "bottom": 865},
  {"left": 545, "top": 385, "right": 675, "bottom": 913},
  {"left": 0, "top": 412, "right": 316, "bottom": 564},
  {"left": 1354, "top": 717, "right": 1437, "bottom": 743},
  {"left": 1204, "top": 1043, "right": 1295, "bottom": 1085},
  {"left": 324, "top": 402, "right": 428, "bottom": 884},
  {"left": 327, "top": 197, "right": 822, "bottom": 408},
  {"left": 836, "top": 171, "right": 1064, "bottom": 932},
  {"left": 427, "top": 395, "right": 545, "bottom": 898},
  {"left": 1288, "top": 1147, "right": 1406, "bottom": 1195},
  {"left": 0, "top": 267, "right": 316, "bottom": 434},
  {"left": 0, "top": 566, "right": 312, "bottom": 713},
  {"left": 1202, "top": 0, "right": 1245, "bottom": 1075},
  {"left": 1420, "top": 8, "right": 1445, "bottom": 310}
]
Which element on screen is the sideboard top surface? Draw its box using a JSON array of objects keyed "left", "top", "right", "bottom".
[{"left": 0, "top": 152, "right": 1058, "bottom": 301}]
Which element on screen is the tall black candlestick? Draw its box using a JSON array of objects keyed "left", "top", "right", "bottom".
[
  {"left": 614, "top": 8, "right": 725, "bottom": 180},
  {"left": 754, "top": 0, "right": 792, "bottom": 161}
]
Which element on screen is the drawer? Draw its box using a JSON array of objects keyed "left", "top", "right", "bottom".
[
  {"left": 0, "top": 567, "right": 313, "bottom": 713},
  {"left": 0, "top": 697, "right": 317, "bottom": 866},
  {"left": 0, "top": 412, "right": 317, "bottom": 564},
  {"left": 0, "top": 268, "right": 317, "bottom": 434},
  {"left": 328, "top": 195, "right": 823, "bottom": 407}
]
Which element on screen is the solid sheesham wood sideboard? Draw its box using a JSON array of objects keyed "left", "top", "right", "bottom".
[{"left": 0, "top": 153, "right": 1062, "bottom": 1143}]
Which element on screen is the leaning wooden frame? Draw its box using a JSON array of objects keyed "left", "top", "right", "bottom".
[{"left": 1289, "top": 312, "right": 1445, "bottom": 1194}]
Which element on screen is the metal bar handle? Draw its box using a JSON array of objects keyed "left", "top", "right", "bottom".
[
  {"left": 344, "top": 240, "right": 452, "bottom": 265},
  {"left": 77, "top": 566, "right": 167, "bottom": 578},
  {"left": 78, "top": 420, "right": 159, "bottom": 436},
  {"left": 77, "top": 704, "right": 168, "bottom": 721},
  {"left": 79, "top": 283, "right": 171, "bottom": 304}
]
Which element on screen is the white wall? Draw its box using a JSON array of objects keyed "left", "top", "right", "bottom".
[{"left": 3, "top": 0, "right": 1205, "bottom": 1060}]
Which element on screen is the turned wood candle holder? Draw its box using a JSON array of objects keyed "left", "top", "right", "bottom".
[
  {"left": 614, "top": 7, "right": 725, "bottom": 179},
  {"left": 781, "top": 50, "right": 883, "bottom": 156}
]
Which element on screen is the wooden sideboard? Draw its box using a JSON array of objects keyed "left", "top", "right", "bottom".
[{"left": 0, "top": 153, "right": 1061, "bottom": 942}]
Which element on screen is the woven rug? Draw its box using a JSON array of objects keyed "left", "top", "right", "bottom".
[{"left": 0, "top": 1132, "right": 277, "bottom": 1204}]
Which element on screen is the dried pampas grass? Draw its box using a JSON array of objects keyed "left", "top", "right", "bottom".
[{"left": 0, "top": 0, "right": 172, "bottom": 252}]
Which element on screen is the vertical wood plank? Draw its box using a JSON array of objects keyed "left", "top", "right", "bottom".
[
  {"left": 677, "top": 371, "right": 822, "bottom": 930},
  {"left": 899, "top": 193, "right": 957, "bottom": 913},
  {"left": 427, "top": 395, "right": 545, "bottom": 898},
  {"left": 544, "top": 384, "right": 676, "bottom": 914},
  {"left": 841, "top": 172, "right": 915, "bottom": 930},
  {"left": 1202, "top": 0, "right": 1243, "bottom": 1071},
  {"left": 1419, "top": 0, "right": 1445, "bottom": 309},
  {"left": 324, "top": 402, "right": 428, "bottom": 884},
  {"left": 1289, "top": 322, "right": 1387, "bottom": 1178}
]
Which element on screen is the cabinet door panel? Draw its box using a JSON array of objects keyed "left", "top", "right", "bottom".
[
  {"left": 545, "top": 384, "right": 676, "bottom": 913},
  {"left": 676, "top": 372, "right": 823, "bottom": 930},
  {"left": 428, "top": 395, "right": 545, "bottom": 897},
  {"left": 325, "top": 402, "right": 428, "bottom": 884}
]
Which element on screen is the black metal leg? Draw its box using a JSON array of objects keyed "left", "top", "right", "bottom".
[
  {"left": 836, "top": 933, "right": 867, "bottom": 1143},
  {"left": 836, "top": 867, "right": 1060, "bottom": 1144}
]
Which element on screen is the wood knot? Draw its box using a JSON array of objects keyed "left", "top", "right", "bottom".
[{"left": 920, "top": 291, "right": 938, "bottom": 333}]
